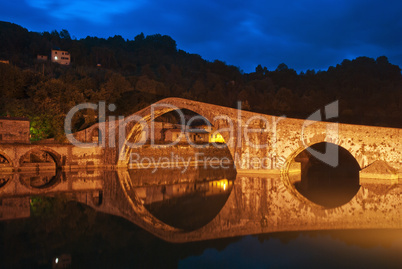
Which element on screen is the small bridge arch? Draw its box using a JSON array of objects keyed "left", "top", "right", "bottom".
[
  {"left": 284, "top": 140, "right": 362, "bottom": 172},
  {"left": 0, "top": 150, "right": 14, "bottom": 167},
  {"left": 18, "top": 147, "right": 63, "bottom": 169},
  {"left": 275, "top": 117, "right": 401, "bottom": 174},
  {"left": 284, "top": 141, "right": 364, "bottom": 208}
]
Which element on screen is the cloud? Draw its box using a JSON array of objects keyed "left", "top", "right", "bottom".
[{"left": 25, "top": 0, "right": 145, "bottom": 23}]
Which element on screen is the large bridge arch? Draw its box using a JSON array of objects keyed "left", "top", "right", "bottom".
[{"left": 117, "top": 98, "right": 236, "bottom": 166}]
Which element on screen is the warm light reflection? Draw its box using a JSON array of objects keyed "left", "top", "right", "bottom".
[
  {"left": 211, "top": 179, "right": 229, "bottom": 191},
  {"left": 209, "top": 132, "right": 225, "bottom": 143}
]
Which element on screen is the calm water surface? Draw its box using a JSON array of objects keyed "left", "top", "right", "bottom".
[{"left": 0, "top": 167, "right": 401, "bottom": 268}]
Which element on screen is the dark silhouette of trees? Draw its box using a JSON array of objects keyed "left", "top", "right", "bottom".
[{"left": 0, "top": 22, "right": 401, "bottom": 141}]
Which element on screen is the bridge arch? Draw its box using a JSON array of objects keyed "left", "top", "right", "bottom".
[
  {"left": 0, "top": 150, "right": 14, "bottom": 168},
  {"left": 283, "top": 141, "right": 361, "bottom": 208},
  {"left": 18, "top": 147, "right": 63, "bottom": 169},
  {"left": 117, "top": 98, "right": 234, "bottom": 165},
  {"left": 284, "top": 138, "right": 363, "bottom": 172}
]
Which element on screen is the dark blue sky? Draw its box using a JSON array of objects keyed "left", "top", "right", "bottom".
[{"left": 1, "top": 0, "right": 402, "bottom": 73}]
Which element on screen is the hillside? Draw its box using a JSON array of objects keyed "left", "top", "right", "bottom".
[{"left": 0, "top": 21, "right": 401, "bottom": 141}]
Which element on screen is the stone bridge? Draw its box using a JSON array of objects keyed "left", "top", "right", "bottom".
[
  {"left": 0, "top": 143, "right": 113, "bottom": 172},
  {"left": 1, "top": 98, "right": 401, "bottom": 241},
  {"left": 73, "top": 98, "right": 402, "bottom": 174},
  {"left": 1, "top": 98, "right": 401, "bottom": 176}
]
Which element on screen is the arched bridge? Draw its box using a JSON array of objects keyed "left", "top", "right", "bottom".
[
  {"left": 1, "top": 98, "right": 401, "bottom": 241},
  {"left": 70, "top": 97, "right": 401, "bottom": 175},
  {"left": 0, "top": 98, "right": 401, "bottom": 176}
]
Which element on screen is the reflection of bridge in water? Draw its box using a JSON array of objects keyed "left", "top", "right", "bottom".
[{"left": 0, "top": 168, "right": 400, "bottom": 243}]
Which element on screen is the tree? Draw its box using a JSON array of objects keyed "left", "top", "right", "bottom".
[
  {"left": 255, "top": 64, "right": 264, "bottom": 74},
  {"left": 275, "top": 63, "right": 288, "bottom": 72},
  {"left": 59, "top": 29, "right": 71, "bottom": 40},
  {"left": 134, "top": 32, "right": 145, "bottom": 42}
]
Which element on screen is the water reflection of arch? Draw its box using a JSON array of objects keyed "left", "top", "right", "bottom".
[
  {"left": 117, "top": 170, "right": 181, "bottom": 236},
  {"left": 129, "top": 167, "right": 236, "bottom": 231},
  {"left": 116, "top": 167, "right": 236, "bottom": 238},
  {"left": 0, "top": 173, "right": 13, "bottom": 189},
  {"left": 283, "top": 141, "right": 361, "bottom": 208},
  {"left": 18, "top": 169, "right": 62, "bottom": 190}
]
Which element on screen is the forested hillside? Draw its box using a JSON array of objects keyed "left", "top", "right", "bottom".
[{"left": 0, "top": 21, "right": 401, "bottom": 141}]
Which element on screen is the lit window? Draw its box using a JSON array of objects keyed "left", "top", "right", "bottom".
[{"left": 54, "top": 56, "right": 58, "bottom": 60}]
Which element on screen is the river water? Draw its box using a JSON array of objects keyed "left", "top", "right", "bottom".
[{"left": 0, "top": 167, "right": 401, "bottom": 268}]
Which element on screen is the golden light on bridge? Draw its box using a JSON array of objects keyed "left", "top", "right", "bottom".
[{"left": 209, "top": 133, "right": 225, "bottom": 143}]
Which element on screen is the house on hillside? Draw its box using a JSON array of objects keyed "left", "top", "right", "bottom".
[{"left": 51, "top": 49, "right": 70, "bottom": 65}]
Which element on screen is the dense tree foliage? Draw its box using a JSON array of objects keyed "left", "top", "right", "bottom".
[{"left": 0, "top": 22, "right": 401, "bottom": 141}]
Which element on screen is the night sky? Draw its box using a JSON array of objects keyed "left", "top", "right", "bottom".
[{"left": 1, "top": 0, "right": 402, "bottom": 73}]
